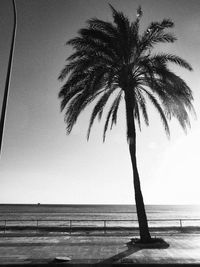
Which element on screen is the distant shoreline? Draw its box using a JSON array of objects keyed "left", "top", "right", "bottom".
[{"left": 1, "top": 203, "right": 200, "bottom": 206}]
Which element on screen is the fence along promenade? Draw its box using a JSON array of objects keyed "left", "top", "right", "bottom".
[{"left": 1, "top": 218, "right": 200, "bottom": 234}]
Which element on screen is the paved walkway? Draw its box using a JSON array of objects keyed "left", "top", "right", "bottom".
[{"left": 0, "top": 233, "right": 200, "bottom": 265}]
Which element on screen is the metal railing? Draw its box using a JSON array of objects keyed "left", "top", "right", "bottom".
[{"left": 0, "top": 218, "right": 200, "bottom": 234}]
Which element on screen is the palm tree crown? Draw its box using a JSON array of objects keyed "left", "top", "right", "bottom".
[{"left": 58, "top": 5, "right": 194, "bottom": 142}]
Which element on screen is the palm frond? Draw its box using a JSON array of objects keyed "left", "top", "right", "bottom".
[
  {"left": 87, "top": 18, "right": 118, "bottom": 37},
  {"left": 78, "top": 28, "right": 120, "bottom": 58},
  {"left": 141, "top": 87, "right": 170, "bottom": 136},
  {"left": 109, "top": 4, "right": 132, "bottom": 62},
  {"left": 67, "top": 36, "right": 117, "bottom": 60},
  {"left": 135, "top": 88, "right": 149, "bottom": 126},
  {"left": 150, "top": 53, "right": 193, "bottom": 71},
  {"left": 162, "top": 95, "right": 191, "bottom": 132},
  {"left": 140, "top": 32, "right": 176, "bottom": 53},
  {"left": 139, "top": 18, "right": 175, "bottom": 54},
  {"left": 87, "top": 87, "right": 116, "bottom": 140},
  {"left": 103, "top": 91, "right": 122, "bottom": 141},
  {"left": 64, "top": 88, "right": 105, "bottom": 134},
  {"left": 109, "top": 4, "right": 130, "bottom": 34},
  {"left": 134, "top": 102, "right": 141, "bottom": 131},
  {"left": 147, "top": 19, "right": 174, "bottom": 32},
  {"left": 59, "top": 65, "right": 107, "bottom": 111},
  {"left": 110, "top": 91, "right": 123, "bottom": 129},
  {"left": 136, "top": 6, "right": 143, "bottom": 19}
]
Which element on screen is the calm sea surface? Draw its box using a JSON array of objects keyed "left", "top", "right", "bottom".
[{"left": 0, "top": 204, "right": 200, "bottom": 226}]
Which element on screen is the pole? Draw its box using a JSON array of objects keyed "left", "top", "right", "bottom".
[{"left": 0, "top": 0, "right": 17, "bottom": 156}]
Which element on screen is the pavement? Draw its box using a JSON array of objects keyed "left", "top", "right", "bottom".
[{"left": 0, "top": 232, "right": 200, "bottom": 265}]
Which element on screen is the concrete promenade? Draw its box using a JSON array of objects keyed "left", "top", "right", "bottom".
[{"left": 0, "top": 232, "right": 200, "bottom": 265}]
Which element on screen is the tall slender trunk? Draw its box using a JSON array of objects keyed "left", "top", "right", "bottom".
[
  {"left": 124, "top": 90, "right": 151, "bottom": 243},
  {"left": 0, "top": 0, "right": 17, "bottom": 156}
]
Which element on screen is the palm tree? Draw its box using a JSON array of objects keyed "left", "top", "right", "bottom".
[{"left": 58, "top": 6, "right": 194, "bottom": 243}]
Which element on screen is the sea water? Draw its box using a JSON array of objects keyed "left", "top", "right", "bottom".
[{"left": 0, "top": 204, "right": 200, "bottom": 230}]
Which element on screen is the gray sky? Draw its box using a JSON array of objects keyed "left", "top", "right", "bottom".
[{"left": 0, "top": 0, "right": 200, "bottom": 204}]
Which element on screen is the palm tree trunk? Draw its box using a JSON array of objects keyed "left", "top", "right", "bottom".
[
  {"left": 124, "top": 90, "right": 151, "bottom": 243},
  {"left": 0, "top": 0, "right": 17, "bottom": 156}
]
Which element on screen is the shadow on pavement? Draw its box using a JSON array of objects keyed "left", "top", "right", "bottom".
[
  {"left": 98, "top": 238, "right": 170, "bottom": 264},
  {"left": 98, "top": 244, "right": 141, "bottom": 264}
]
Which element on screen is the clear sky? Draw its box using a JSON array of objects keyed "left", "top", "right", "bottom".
[{"left": 0, "top": 0, "right": 200, "bottom": 205}]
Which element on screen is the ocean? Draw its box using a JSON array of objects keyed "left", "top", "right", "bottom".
[{"left": 0, "top": 204, "right": 200, "bottom": 233}]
